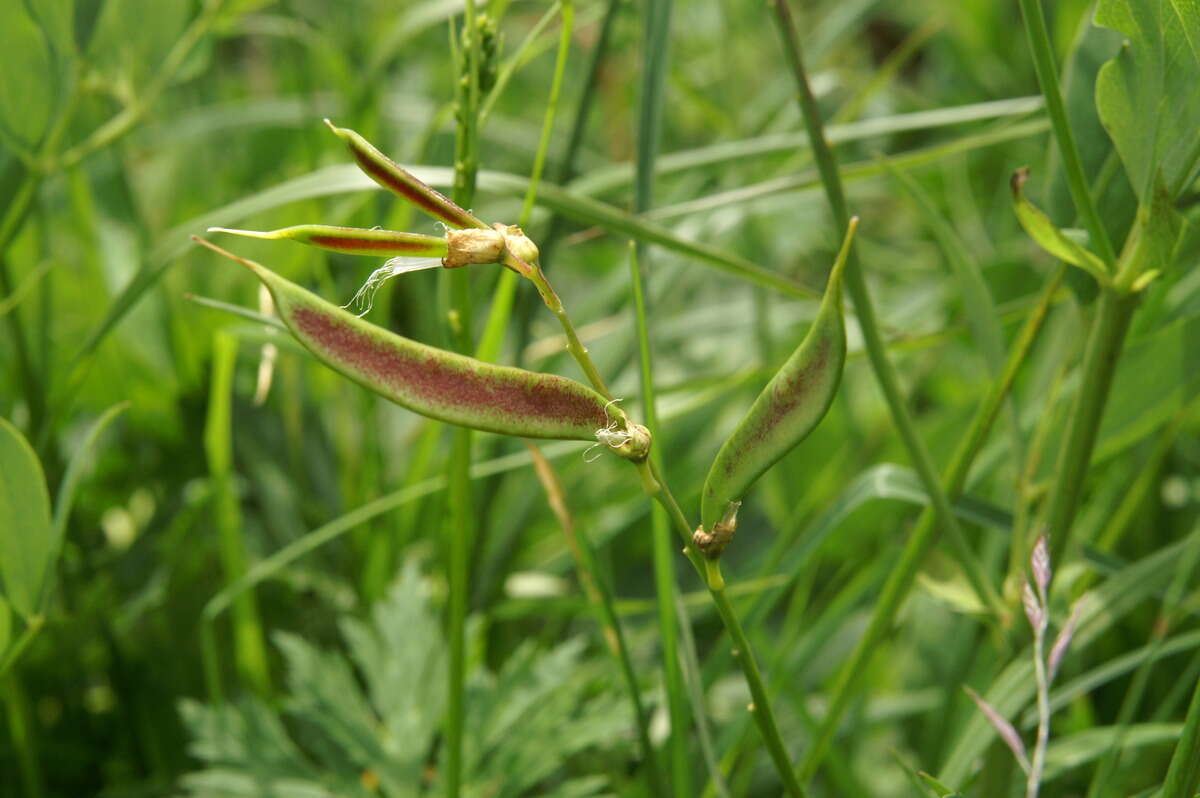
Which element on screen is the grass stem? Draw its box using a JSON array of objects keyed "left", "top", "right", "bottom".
[
  {"left": 445, "top": 6, "right": 484, "bottom": 795},
  {"left": 795, "top": 265, "right": 1065, "bottom": 781},
  {"left": 1015, "top": 0, "right": 1117, "bottom": 269}
]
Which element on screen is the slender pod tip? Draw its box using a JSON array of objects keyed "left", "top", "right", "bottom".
[
  {"left": 192, "top": 235, "right": 269, "bottom": 280},
  {"left": 829, "top": 216, "right": 858, "bottom": 285},
  {"left": 207, "top": 226, "right": 272, "bottom": 240}
]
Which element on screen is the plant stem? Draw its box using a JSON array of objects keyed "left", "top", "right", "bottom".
[
  {"left": 204, "top": 332, "right": 271, "bottom": 696},
  {"left": 525, "top": 441, "right": 665, "bottom": 795},
  {"left": 477, "top": 0, "right": 573, "bottom": 364},
  {"left": 1044, "top": 288, "right": 1136, "bottom": 562},
  {"left": 633, "top": 0, "right": 693, "bottom": 787},
  {"left": 1164, "top": 667, "right": 1200, "bottom": 798},
  {"left": 769, "top": 0, "right": 1003, "bottom": 619},
  {"left": 3, "top": 676, "right": 44, "bottom": 798},
  {"left": 1016, "top": 0, "right": 1117, "bottom": 269},
  {"left": 796, "top": 266, "right": 1065, "bottom": 781},
  {"left": 527, "top": 256, "right": 806, "bottom": 795},
  {"left": 445, "top": 6, "right": 483, "bottom": 796},
  {"left": 629, "top": 245, "right": 692, "bottom": 796},
  {"left": 1028, "top": 618, "right": 1049, "bottom": 797},
  {"left": 643, "top": 461, "right": 807, "bottom": 797},
  {"left": 0, "top": 617, "right": 44, "bottom": 680}
]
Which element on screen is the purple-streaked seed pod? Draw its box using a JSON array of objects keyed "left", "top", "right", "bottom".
[
  {"left": 208, "top": 225, "right": 449, "bottom": 258},
  {"left": 697, "top": 218, "right": 857, "bottom": 543},
  {"left": 193, "top": 237, "right": 649, "bottom": 456},
  {"left": 324, "top": 120, "right": 487, "bottom": 231}
]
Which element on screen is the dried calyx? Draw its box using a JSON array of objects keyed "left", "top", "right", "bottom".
[
  {"left": 693, "top": 501, "right": 740, "bottom": 559},
  {"left": 442, "top": 223, "right": 540, "bottom": 270}
]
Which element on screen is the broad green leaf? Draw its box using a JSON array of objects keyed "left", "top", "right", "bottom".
[
  {"left": 1095, "top": 0, "right": 1200, "bottom": 199},
  {"left": 0, "top": 417, "right": 54, "bottom": 619},
  {"left": 0, "top": 4, "right": 59, "bottom": 152},
  {"left": 1011, "top": 168, "right": 1110, "bottom": 282},
  {"left": 1096, "top": 311, "right": 1200, "bottom": 461},
  {"left": 182, "top": 565, "right": 629, "bottom": 798},
  {"left": 87, "top": 0, "right": 189, "bottom": 90}
]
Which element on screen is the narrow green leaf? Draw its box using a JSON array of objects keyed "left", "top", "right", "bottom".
[
  {"left": 1094, "top": 0, "right": 1200, "bottom": 199},
  {"left": 939, "top": 535, "right": 1200, "bottom": 784},
  {"left": 698, "top": 219, "right": 857, "bottom": 542},
  {"left": 917, "top": 772, "right": 963, "bottom": 798},
  {"left": 1164, "top": 638, "right": 1200, "bottom": 797},
  {"left": 0, "top": 595, "right": 10, "bottom": 659},
  {"left": 0, "top": 417, "right": 53, "bottom": 619},
  {"left": 1045, "top": 723, "right": 1183, "bottom": 780},
  {"left": 43, "top": 401, "right": 129, "bottom": 610},
  {"left": 1011, "top": 167, "right": 1110, "bottom": 282}
]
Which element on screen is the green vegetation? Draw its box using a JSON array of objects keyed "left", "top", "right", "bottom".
[{"left": 2, "top": 1, "right": 1199, "bottom": 796}]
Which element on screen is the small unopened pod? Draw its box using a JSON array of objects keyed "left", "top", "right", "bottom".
[
  {"left": 697, "top": 219, "right": 857, "bottom": 557},
  {"left": 193, "top": 237, "right": 649, "bottom": 459}
]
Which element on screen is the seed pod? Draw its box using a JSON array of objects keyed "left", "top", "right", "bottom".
[
  {"left": 193, "top": 237, "right": 646, "bottom": 452},
  {"left": 208, "top": 225, "right": 449, "bottom": 258},
  {"left": 697, "top": 219, "right": 858, "bottom": 551},
  {"left": 324, "top": 119, "right": 487, "bottom": 231}
]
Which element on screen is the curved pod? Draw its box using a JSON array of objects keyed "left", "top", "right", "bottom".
[
  {"left": 699, "top": 220, "right": 857, "bottom": 548},
  {"left": 196, "top": 239, "right": 620, "bottom": 443}
]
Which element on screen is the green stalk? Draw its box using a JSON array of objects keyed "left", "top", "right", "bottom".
[
  {"left": 1015, "top": 0, "right": 1116, "bottom": 269},
  {"left": 444, "top": 6, "right": 483, "bottom": 796},
  {"left": 477, "top": 0, "right": 574, "bottom": 363},
  {"left": 629, "top": 244, "right": 691, "bottom": 796},
  {"left": 1164, "top": 673, "right": 1200, "bottom": 798},
  {"left": 633, "top": 0, "right": 692, "bottom": 790},
  {"left": 796, "top": 266, "right": 1066, "bottom": 781},
  {"left": 3, "top": 676, "right": 44, "bottom": 798},
  {"left": 1043, "top": 288, "right": 1136, "bottom": 562},
  {"left": 528, "top": 233, "right": 806, "bottom": 797},
  {"left": 1018, "top": 0, "right": 1144, "bottom": 565},
  {"left": 525, "top": 442, "right": 664, "bottom": 795},
  {"left": 769, "top": 0, "right": 1005, "bottom": 612},
  {"left": 0, "top": 617, "right": 44, "bottom": 680},
  {"left": 641, "top": 460, "right": 808, "bottom": 798},
  {"left": 204, "top": 332, "right": 271, "bottom": 696}
]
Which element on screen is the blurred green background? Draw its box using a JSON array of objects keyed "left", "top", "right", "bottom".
[{"left": 2, "top": 0, "right": 1199, "bottom": 796}]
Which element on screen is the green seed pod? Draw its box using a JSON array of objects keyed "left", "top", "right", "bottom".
[
  {"left": 324, "top": 120, "right": 487, "bottom": 231},
  {"left": 697, "top": 219, "right": 858, "bottom": 556},
  {"left": 194, "top": 238, "right": 647, "bottom": 453},
  {"left": 208, "top": 225, "right": 449, "bottom": 258}
]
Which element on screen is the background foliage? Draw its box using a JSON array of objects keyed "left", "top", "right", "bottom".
[{"left": 1, "top": 0, "right": 1199, "bottom": 796}]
